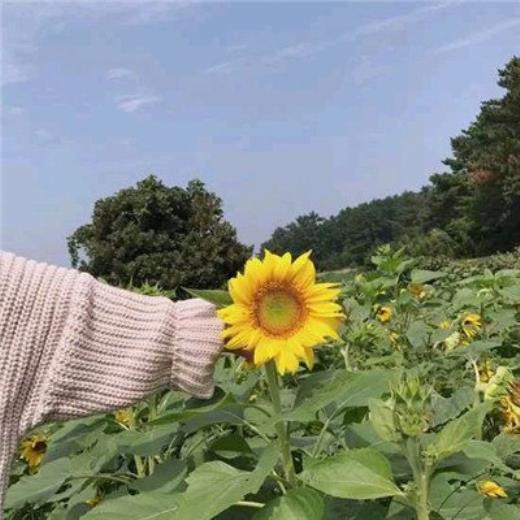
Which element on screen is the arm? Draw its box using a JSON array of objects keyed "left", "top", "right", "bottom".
[{"left": 0, "top": 251, "right": 222, "bottom": 506}]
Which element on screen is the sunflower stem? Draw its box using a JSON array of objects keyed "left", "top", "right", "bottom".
[{"left": 264, "top": 361, "right": 298, "bottom": 488}]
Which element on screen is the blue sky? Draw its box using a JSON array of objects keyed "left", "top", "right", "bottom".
[{"left": 2, "top": 1, "right": 520, "bottom": 266}]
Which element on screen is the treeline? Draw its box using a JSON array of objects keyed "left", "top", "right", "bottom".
[{"left": 262, "top": 57, "right": 520, "bottom": 270}]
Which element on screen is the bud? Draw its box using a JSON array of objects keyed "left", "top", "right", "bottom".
[
  {"left": 444, "top": 331, "right": 462, "bottom": 351},
  {"left": 392, "top": 376, "right": 431, "bottom": 437}
]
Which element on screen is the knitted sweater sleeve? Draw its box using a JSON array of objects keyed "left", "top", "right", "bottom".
[{"left": 0, "top": 251, "right": 223, "bottom": 511}]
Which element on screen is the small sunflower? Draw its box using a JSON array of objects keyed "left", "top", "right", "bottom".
[
  {"left": 478, "top": 359, "right": 495, "bottom": 384},
  {"left": 409, "top": 283, "right": 426, "bottom": 300},
  {"left": 477, "top": 480, "right": 508, "bottom": 498},
  {"left": 439, "top": 319, "right": 452, "bottom": 330},
  {"left": 86, "top": 495, "right": 102, "bottom": 507},
  {"left": 114, "top": 408, "right": 133, "bottom": 427},
  {"left": 376, "top": 306, "right": 393, "bottom": 323},
  {"left": 462, "top": 313, "right": 482, "bottom": 339},
  {"left": 218, "top": 250, "right": 344, "bottom": 374},
  {"left": 20, "top": 434, "right": 48, "bottom": 469}
]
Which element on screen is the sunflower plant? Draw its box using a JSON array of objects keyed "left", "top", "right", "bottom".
[{"left": 218, "top": 250, "right": 345, "bottom": 486}]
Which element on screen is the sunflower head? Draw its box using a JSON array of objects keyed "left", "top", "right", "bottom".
[
  {"left": 462, "top": 313, "right": 482, "bottom": 339},
  {"left": 218, "top": 250, "right": 344, "bottom": 375},
  {"left": 409, "top": 283, "right": 426, "bottom": 300},
  {"left": 114, "top": 408, "right": 133, "bottom": 427},
  {"left": 20, "top": 434, "right": 48, "bottom": 469},
  {"left": 477, "top": 480, "right": 508, "bottom": 498},
  {"left": 376, "top": 306, "right": 393, "bottom": 323}
]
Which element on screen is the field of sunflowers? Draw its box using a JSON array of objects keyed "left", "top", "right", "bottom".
[{"left": 5, "top": 246, "right": 520, "bottom": 519}]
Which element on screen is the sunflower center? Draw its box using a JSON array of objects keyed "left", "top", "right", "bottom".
[
  {"left": 255, "top": 284, "right": 305, "bottom": 337},
  {"left": 32, "top": 441, "right": 47, "bottom": 454}
]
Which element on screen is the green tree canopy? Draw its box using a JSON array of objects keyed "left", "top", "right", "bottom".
[
  {"left": 441, "top": 56, "right": 520, "bottom": 254},
  {"left": 68, "top": 175, "right": 252, "bottom": 290}
]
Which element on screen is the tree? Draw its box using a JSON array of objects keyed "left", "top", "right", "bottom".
[
  {"left": 441, "top": 56, "right": 520, "bottom": 254},
  {"left": 68, "top": 175, "right": 252, "bottom": 290},
  {"left": 261, "top": 212, "right": 338, "bottom": 267}
]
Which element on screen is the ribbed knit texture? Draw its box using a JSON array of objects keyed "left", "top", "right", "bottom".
[{"left": 0, "top": 251, "right": 223, "bottom": 517}]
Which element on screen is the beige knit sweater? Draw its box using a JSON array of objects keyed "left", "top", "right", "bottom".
[{"left": 0, "top": 251, "right": 223, "bottom": 516}]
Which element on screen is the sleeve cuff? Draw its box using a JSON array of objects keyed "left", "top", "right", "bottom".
[{"left": 170, "top": 299, "right": 223, "bottom": 399}]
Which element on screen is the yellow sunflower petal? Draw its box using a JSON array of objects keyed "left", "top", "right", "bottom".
[
  {"left": 254, "top": 338, "right": 282, "bottom": 365},
  {"left": 300, "top": 347, "right": 315, "bottom": 369},
  {"left": 290, "top": 251, "right": 315, "bottom": 289},
  {"left": 228, "top": 276, "right": 252, "bottom": 306},
  {"left": 275, "top": 349, "right": 299, "bottom": 374},
  {"left": 273, "top": 252, "right": 292, "bottom": 280}
]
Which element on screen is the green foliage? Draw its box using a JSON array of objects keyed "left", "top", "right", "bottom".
[
  {"left": 7, "top": 249, "right": 520, "bottom": 519},
  {"left": 300, "top": 449, "right": 403, "bottom": 500},
  {"left": 67, "top": 176, "right": 252, "bottom": 291}
]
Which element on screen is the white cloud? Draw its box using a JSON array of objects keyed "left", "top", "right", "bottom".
[
  {"left": 264, "top": 41, "right": 330, "bottom": 67},
  {"left": 116, "top": 94, "right": 161, "bottom": 113},
  {"left": 354, "top": 2, "right": 455, "bottom": 37},
  {"left": 433, "top": 18, "right": 520, "bottom": 54},
  {"left": 205, "top": 61, "right": 238, "bottom": 75},
  {"left": 1, "top": 1, "right": 193, "bottom": 87},
  {"left": 107, "top": 68, "right": 135, "bottom": 80},
  {"left": 121, "top": 2, "right": 192, "bottom": 26}
]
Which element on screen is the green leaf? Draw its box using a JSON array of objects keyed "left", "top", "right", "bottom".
[
  {"left": 484, "top": 500, "right": 520, "bottom": 520},
  {"left": 406, "top": 321, "right": 431, "bottom": 349},
  {"left": 112, "top": 423, "right": 177, "bottom": 456},
  {"left": 425, "top": 402, "right": 492, "bottom": 463},
  {"left": 4, "top": 458, "right": 72, "bottom": 510},
  {"left": 128, "top": 458, "right": 187, "bottom": 493},
  {"left": 463, "top": 440, "right": 512, "bottom": 473},
  {"left": 430, "top": 387, "right": 475, "bottom": 427},
  {"left": 492, "top": 432, "right": 520, "bottom": 460},
  {"left": 81, "top": 491, "right": 184, "bottom": 520},
  {"left": 182, "top": 288, "right": 232, "bottom": 308},
  {"left": 209, "top": 432, "right": 253, "bottom": 458},
  {"left": 448, "top": 339, "right": 502, "bottom": 358},
  {"left": 325, "top": 498, "right": 387, "bottom": 520},
  {"left": 368, "top": 398, "right": 401, "bottom": 442},
  {"left": 83, "top": 445, "right": 278, "bottom": 520},
  {"left": 410, "top": 269, "right": 446, "bottom": 284},
  {"left": 300, "top": 448, "right": 403, "bottom": 499},
  {"left": 253, "top": 488, "right": 325, "bottom": 520},
  {"left": 430, "top": 473, "right": 487, "bottom": 520},
  {"left": 286, "top": 369, "right": 399, "bottom": 423}
]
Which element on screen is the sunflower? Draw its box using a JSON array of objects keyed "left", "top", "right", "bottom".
[
  {"left": 20, "top": 434, "right": 48, "bottom": 469},
  {"left": 376, "top": 306, "right": 393, "bottom": 323},
  {"left": 114, "top": 408, "right": 133, "bottom": 427},
  {"left": 409, "top": 283, "right": 426, "bottom": 300},
  {"left": 477, "top": 480, "right": 508, "bottom": 498},
  {"left": 478, "top": 359, "right": 494, "bottom": 384},
  {"left": 439, "top": 319, "right": 452, "bottom": 330},
  {"left": 462, "top": 313, "right": 482, "bottom": 339},
  {"left": 218, "top": 250, "right": 344, "bottom": 374},
  {"left": 502, "top": 379, "right": 520, "bottom": 433}
]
